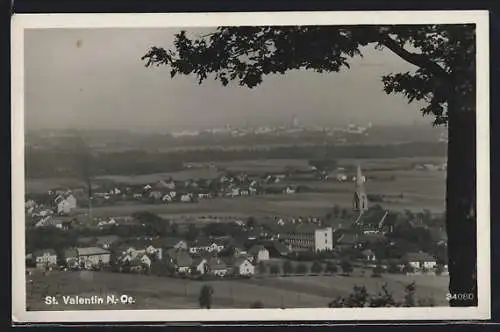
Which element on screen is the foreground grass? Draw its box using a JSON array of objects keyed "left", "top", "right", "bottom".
[{"left": 27, "top": 271, "right": 449, "bottom": 310}]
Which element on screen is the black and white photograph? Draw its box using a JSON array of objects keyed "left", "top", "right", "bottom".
[{"left": 11, "top": 11, "right": 490, "bottom": 322}]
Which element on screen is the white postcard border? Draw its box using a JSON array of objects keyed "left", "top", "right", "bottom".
[{"left": 11, "top": 10, "right": 491, "bottom": 323}]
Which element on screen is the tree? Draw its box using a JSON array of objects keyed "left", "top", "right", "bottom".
[
  {"left": 199, "top": 284, "right": 214, "bottom": 309},
  {"left": 340, "top": 260, "right": 354, "bottom": 275},
  {"left": 332, "top": 205, "right": 341, "bottom": 218},
  {"left": 257, "top": 261, "right": 267, "bottom": 275},
  {"left": 269, "top": 264, "right": 280, "bottom": 275},
  {"left": 185, "top": 224, "right": 200, "bottom": 242},
  {"left": 325, "top": 262, "right": 339, "bottom": 274},
  {"left": 246, "top": 216, "right": 257, "bottom": 229},
  {"left": 143, "top": 24, "right": 477, "bottom": 306},
  {"left": 372, "top": 265, "right": 384, "bottom": 278},
  {"left": 296, "top": 263, "right": 309, "bottom": 275},
  {"left": 282, "top": 260, "right": 294, "bottom": 275},
  {"left": 311, "top": 261, "right": 324, "bottom": 274}
]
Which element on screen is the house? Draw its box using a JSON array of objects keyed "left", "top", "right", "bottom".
[
  {"left": 77, "top": 247, "right": 112, "bottom": 269},
  {"left": 283, "top": 186, "right": 296, "bottom": 195},
  {"left": 197, "top": 192, "right": 212, "bottom": 199},
  {"left": 63, "top": 248, "right": 79, "bottom": 269},
  {"left": 34, "top": 216, "right": 52, "bottom": 228},
  {"left": 95, "top": 235, "right": 122, "bottom": 249},
  {"left": 54, "top": 193, "right": 77, "bottom": 215},
  {"left": 207, "top": 258, "right": 228, "bottom": 277},
  {"left": 361, "top": 249, "right": 376, "bottom": 261},
  {"left": 180, "top": 193, "right": 193, "bottom": 203},
  {"left": 96, "top": 218, "right": 117, "bottom": 228},
  {"left": 404, "top": 252, "right": 438, "bottom": 271},
  {"left": 248, "top": 245, "right": 270, "bottom": 263},
  {"left": 156, "top": 180, "right": 176, "bottom": 190},
  {"left": 191, "top": 257, "right": 208, "bottom": 275},
  {"left": 280, "top": 223, "right": 328, "bottom": 251},
  {"left": 34, "top": 249, "right": 58, "bottom": 269},
  {"left": 161, "top": 237, "right": 188, "bottom": 251},
  {"left": 164, "top": 249, "right": 193, "bottom": 274},
  {"left": 188, "top": 238, "right": 212, "bottom": 254},
  {"left": 148, "top": 191, "right": 163, "bottom": 201},
  {"left": 232, "top": 257, "right": 255, "bottom": 276},
  {"left": 334, "top": 229, "right": 362, "bottom": 251},
  {"left": 314, "top": 227, "right": 334, "bottom": 251},
  {"left": 263, "top": 241, "right": 292, "bottom": 258}
]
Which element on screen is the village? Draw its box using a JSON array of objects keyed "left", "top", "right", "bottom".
[{"left": 25, "top": 164, "right": 449, "bottom": 285}]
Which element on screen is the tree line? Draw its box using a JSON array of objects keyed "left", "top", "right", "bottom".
[{"left": 26, "top": 141, "right": 446, "bottom": 179}]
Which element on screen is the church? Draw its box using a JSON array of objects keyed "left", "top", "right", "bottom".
[{"left": 352, "top": 165, "right": 368, "bottom": 214}]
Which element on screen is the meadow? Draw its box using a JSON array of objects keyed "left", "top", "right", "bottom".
[{"left": 26, "top": 270, "right": 449, "bottom": 311}]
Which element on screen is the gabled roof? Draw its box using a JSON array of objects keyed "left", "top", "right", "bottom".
[
  {"left": 335, "top": 232, "right": 359, "bottom": 245},
  {"left": 248, "top": 244, "right": 268, "bottom": 255},
  {"left": 361, "top": 249, "right": 375, "bottom": 256},
  {"left": 232, "top": 257, "right": 253, "bottom": 267},
  {"left": 77, "top": 247, "right": 111, "bottom": 256},
  {"left": 207, "top": 257, "right": 227, "bottom": 270},
  {"left": 34, "top": 249, "right": 57, "bottom": 257},
  {"left": 404, "top": 252, "right": 437, "bottom": 262},
  {"left": 64, "top": 248, "right": 78, "bottom": 258}
]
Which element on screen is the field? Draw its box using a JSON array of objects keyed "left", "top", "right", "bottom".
[{"left": 26, "top": 271, "right": 449, "bottom": 311}]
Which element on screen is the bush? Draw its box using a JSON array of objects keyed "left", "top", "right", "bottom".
[
  {"left": 340, "top": 260, "right": 353, "bottom": 275},
  {"left": 270, "top": 264, "right": 280, "bottom": 275},
  {"left": 311, "top": 261, "right": 324, "bottom": 274},
  {"left": 371, "top": 265, "right": 383, "bottom": 278},
  {"left": 296, "top": 263, "right": 309, "bottom": 275},
  {"left": 325, "top": 262, "right": 338, "bottom": 274},
  {"left": 282, "top": 261, "right": 294, "bottom": 275}
]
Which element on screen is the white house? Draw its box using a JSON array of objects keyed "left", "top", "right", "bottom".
[
  {"left": 283, "top": 186, "right": 296, "bottom": 195},
  {"left": 77, "top": 247, "right": 112, "bottom": 269},
  {"left": 34, "top": 249, "right": 58, "bottom": 269},
  {"left": 361, "top": 249, "right": 377, "bottom": 261},
  {"left": 55, "top": 194, "right": 77, "bottom": 215},
  {"left": 314, "top": 227, "right": 334, "bottom": 251},
  {"left": 191, "top": 257, "right": 208, "bottom": 275},
  {"left": 180, "top": 193, "right": 193, "bottom": 203},
  {"left": 233, "top": 258, "right": 255, "bottom": 276},
  {"left": 207, "top": 258, "right": 228, "bottom": 277},
  {"left": 248, "top": 245, "right": 270, "bottom": 263},
  {"left": 405, "top": 252, "right": 437, "bottom": 271}
]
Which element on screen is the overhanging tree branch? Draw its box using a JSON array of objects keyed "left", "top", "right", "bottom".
[{"left": 378, "top": 34, "right": 450, "bottom": 80}]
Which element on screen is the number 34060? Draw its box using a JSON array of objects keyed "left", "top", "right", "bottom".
[{"left": 446, "top": 293, "right": 474, "bottom": 301}]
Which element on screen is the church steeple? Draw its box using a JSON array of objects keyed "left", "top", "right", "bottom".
[{"left": 353, "top": 165, "right": 368, "bottom": 213}]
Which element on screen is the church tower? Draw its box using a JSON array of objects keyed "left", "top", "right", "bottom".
[{"left": 352, "top": 165, "right": 368, "bottom": 213}]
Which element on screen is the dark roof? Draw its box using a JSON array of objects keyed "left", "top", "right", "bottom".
[
  {"left": 34, "top": 249, "right": 57, "bottom": 257},
  {"left": 232, "top": 257, "right": 253, "bottom": 267},
  {"left": 166, "top": 249, "right": 193, "bottom": 267},
  {"left": 336, "top": 233, "right": 359, "bottom": 245},
  {"left": 248, "top": 245, "right": 267, "bottom": 255},
  {"left": 207, "top": 258, "right": 227, "bottom": 270},
  {"left": 64, "top": 248, "right": 78, "bottom": 259},
  {"left": 361, "top": 249, "right": 375, "bottom": 256},
  {"left": 159, "top": 237, "right": 186, "bottom": 248},
  {"left": 269, "top": 241, "right": 291, "bottom": 254},
  {"left": 405, "top": 252, "right": 437, "bottom": 262}
]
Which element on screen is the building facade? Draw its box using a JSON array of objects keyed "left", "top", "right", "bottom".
[{"left": 314, "top": 227, "right": 334, "bottom": 251}]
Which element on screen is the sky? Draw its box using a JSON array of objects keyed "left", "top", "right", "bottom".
[{"left": 24, "top": 28, "right": 431, "bottom": 132}]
